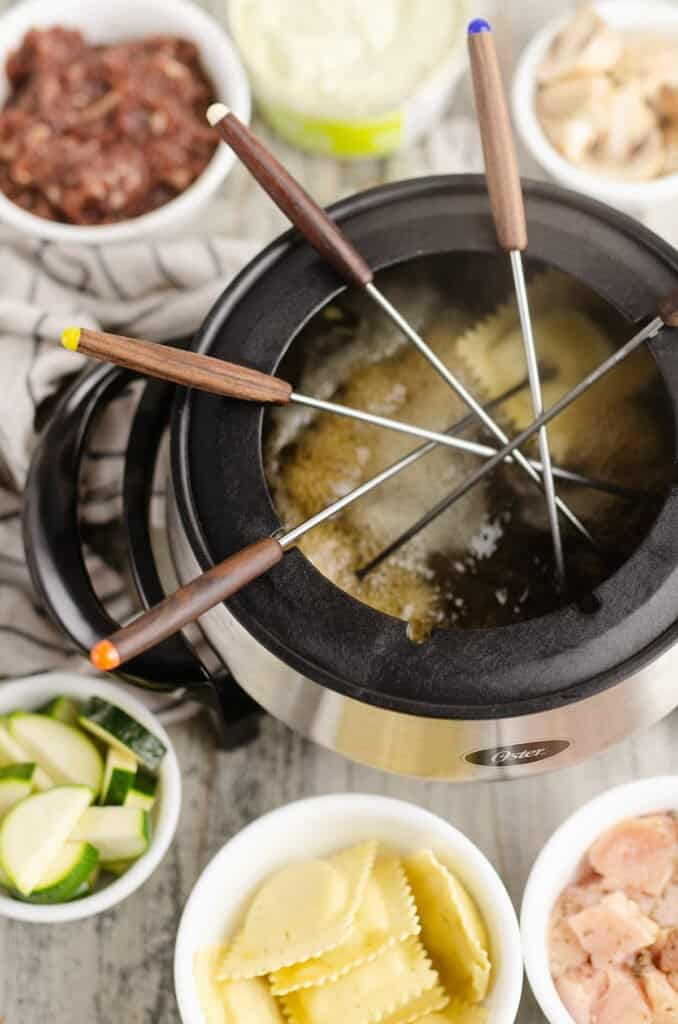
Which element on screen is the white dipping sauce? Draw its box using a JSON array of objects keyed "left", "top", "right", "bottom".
[{"left": 230, "top": 0, "right": 463, "bottom": 119}]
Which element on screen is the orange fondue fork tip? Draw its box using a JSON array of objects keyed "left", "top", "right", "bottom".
[{"left": 90, "top": 639, "right": 121, "bottom": 672}]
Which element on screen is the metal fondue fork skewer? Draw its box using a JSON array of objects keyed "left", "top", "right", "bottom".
[
  {"left": 468, "top": 17, "right": 564, "bottom": 587},
  {"left": 205, "top": 102, "right": 594, "bottom": 551},
  {"left": 357, "top": 309, "right": 673, "bottom": 578},
  {"left": 87, "top": 307, "right": 670, "bottom": 676},
  {"left": 86, "top": 380, "right": 526, "bottom": 670},
  {"left": 65, "top": 329, "right": 643, "bottom": 499},
  {"left": 85, "top": 299, "right": 676, "bottom": 672}
]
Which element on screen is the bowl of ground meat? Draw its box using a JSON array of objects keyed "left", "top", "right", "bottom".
[
  {"left": 522, "top": 776, "right": 678, "bottom": 1024},
  {"left": 0, "top": 0, "right": 250, "bottom": 242}
]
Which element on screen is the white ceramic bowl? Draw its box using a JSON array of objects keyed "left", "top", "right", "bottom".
[
  {"left": 512, "top": 2, "right": 678, "bottom": 213},
  {"left": 174, "top": 794, "right": 523, "bottom": 1024},
  {"left": 521, "top": 775, "right": 678, "bottom": 1024},
  {"left": 0, "top": 0, "right": 250, "bottom": 243},
  {"left": 0, "top": 672, "right": 181, "bottom": 923}
]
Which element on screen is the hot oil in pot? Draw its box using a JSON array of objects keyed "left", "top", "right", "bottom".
[{"left": 263, "top": 257, "right": 674, "bottom": 639}]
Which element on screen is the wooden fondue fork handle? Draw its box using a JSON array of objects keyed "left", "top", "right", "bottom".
[
  {"left": 206, "top": 103, "right": 373, "bottom": 289},
  {"left": 467, "top": 18, "right": 527, "bottom": 252},
  {"left": 91, "top": 538, "right": 283, "bottom": 671},
  {"left": 61, "top": 327, "right": 292, "bottom": 404}
]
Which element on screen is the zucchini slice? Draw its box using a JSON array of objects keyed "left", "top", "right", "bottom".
[
  {"left": 71, "top": 865, "right": 100, "bottom": 899},
  {"left": 0, "top": 785, "right": 93, "bottom": 895},
  {"left": 79, "top": 699, "right": 166, "bottom": 770},
  {"left": 101, "top": 858, "right": 136, "bottom": 877},
  {"left": 101, "top": 747, "right": 137, "bottom": 806},
  {"left": 17, "top": 841, "right": 99, "bottom": 904},
  {"left": 0, "top": 763, "right": 35, "bottom": 817},
  {"left": 124, "top": 767, "right": 158, "bottom": 811},
  {"left": 71, "top": 806, "right": 151, "bottom": 861},
  {"left": 0, "top": 719, "right": 53, "bottom": 790},
  {"left": 9, "top": 713, "right": 103, "bottom": 796},
  {"left": 39, "top": 696, "right": 81, "bottom": 726}
]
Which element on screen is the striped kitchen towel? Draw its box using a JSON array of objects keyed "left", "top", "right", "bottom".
[{"left": 0, "top": 230, "right": 258, "bottom": 719}]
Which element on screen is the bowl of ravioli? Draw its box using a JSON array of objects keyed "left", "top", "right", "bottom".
[{"left": 174, "top": 794, "right": 523, "bottom": 1024}]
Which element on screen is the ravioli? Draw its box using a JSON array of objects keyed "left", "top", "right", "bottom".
[
  {"left": 271, "top": 859, "right": 420, "bottom": 993},
  {"left": 405, "top": 851, "right": 491, "bottom": 1004},
  {"left": 219, "top": 841, "right": 377, "bottom": 979},
  {"left": 195, "top": 841, "right": 493, "bottom": 1024},
  {"left": 194, "top": 946, "right": 230, "bottom": 1024},
  {"left": 378, "top": 984, "right": 450, "bottom": 1024},
  {"left": 416, "top": 999, "right": 489, "bottom": 1023},
  {"left": 194, "top": 945, "right": 285, "bottom": 1023},
  {"left": 455, "top": 270, "right": 659, "bottom": 481},
  {"left": 282, "top": 936, "right": 439, "bottom": 1024}
]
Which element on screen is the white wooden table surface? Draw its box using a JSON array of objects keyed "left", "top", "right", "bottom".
[{"left": 1, "top": 2, "right": 677, "bottom": 1022}]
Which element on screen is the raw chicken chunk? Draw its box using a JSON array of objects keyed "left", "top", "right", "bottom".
[
  {"left": 640, "top": 965, "right": 678, "bottom": 1024},
  {"left": 555, "top": 964, "right": 608, "bottom": 1024},
  {"left": 568, "top": 892, "right": 657, "bottom": 967},
  {"left": 549, "top": 915, "right": 588, "bottom": 979},
  {"left": 654, "top": 880, "right": 678, "bottom": 927},
  {"left": 559, "top": 875, "right": 607, "bottom": 917},
  {"left": 589, "top": 815, "right": 677, "bottom": 896},
  {"left": 660, "top": 928, "right": 678, "bottom": 974},
  {"left": 596, "top": 968, "right": 651, "bottom": 1024}
]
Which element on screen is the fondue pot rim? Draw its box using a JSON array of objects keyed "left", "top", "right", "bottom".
[{"left": 171, "top": 174, "right": 678, "bottom": 721}]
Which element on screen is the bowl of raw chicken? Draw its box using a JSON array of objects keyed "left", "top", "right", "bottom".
[
  {"left": 513, "top": 2, "right": 678, "bottom": 212},
  {"left": 522, "top": 776, "right": 678, "bottom": 1024}
]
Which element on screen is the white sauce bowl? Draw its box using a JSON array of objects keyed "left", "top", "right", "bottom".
[
  {"left": 512, "top": 2, "right": 678, "bottom": 213},
  {"left": 174, "top": 793, "right": 523, "bottom": 1024},
  {"left": 0, "top": 0, "right": 250, "bottom": 243},
  {"left": 228, "top": 0, "right": 468, "bottom": 158},
  {"left": 521, "top": 775, "right": 678, "bottom": 1024}
]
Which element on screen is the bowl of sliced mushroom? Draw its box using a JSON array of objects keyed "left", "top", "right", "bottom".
[{"left": 512, "top": 2, "right": 678, "bottom": 212}]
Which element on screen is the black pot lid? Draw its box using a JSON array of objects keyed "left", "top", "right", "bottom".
[{"left": 172, "top": 176, "right": 678, "bottom": 720}]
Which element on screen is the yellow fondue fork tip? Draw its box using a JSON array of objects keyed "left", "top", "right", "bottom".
[{"left": 61, "top": 327, "right": 82, "bottom": 351}]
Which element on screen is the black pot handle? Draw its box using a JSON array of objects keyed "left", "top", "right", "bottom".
[{"left": 23, "top": 361, "right": 206, "bottom": 689}]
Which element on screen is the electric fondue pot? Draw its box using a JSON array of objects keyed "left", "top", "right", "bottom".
[{"left": 23, "top": 176, "right": 678, "bottom": 780}]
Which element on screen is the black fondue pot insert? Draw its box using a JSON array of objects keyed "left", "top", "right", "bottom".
[{"left": 173, "top": 176, "right": 678, "bottom": 720}]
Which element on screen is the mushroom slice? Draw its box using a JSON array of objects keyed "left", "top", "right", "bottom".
[
  {"left": 537, "top": 75, "right": 611, "bottom": 162},
  {"left": 615, "top": 36, "right": 678, "bottom": 105},
  {"left": 600, "top": 83, "right": 657, "bottom": 164},
  {"left": 582, "top": 127, "right": 665, "bottom": 181},
  {"left": 657, "top": 84, "right": 678, "bottom": 121},
  {"left": 664, "top": 124, "right": 678, "bottom": 175},
  {"left": 538, "top": 5, "right": 623, "bottom": 84},
  {"left": 616, "top": 36, "right": 678, "bottom": 82}
]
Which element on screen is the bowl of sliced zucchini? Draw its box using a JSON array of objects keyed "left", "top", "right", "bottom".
[{"left": 0, "top": 672, "right": 181, "bottom": 922}]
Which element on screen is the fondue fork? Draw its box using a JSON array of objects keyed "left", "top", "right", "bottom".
[
  {"left": 358, "top": 296, "right": 678, "bottom": 578},
  {"left": 86, "top": 303, "right": 673, "bottom": 674},
  {"left": 468, "top": 18, "right": 564, "bottom": 587},
  {"left": 63, "top": 327, "right": 642, "bottom": 497},
  {"left": 205, "top": 103, "right": 593, "bottom": 549},
  {"left": 89, "top": 385, "right": 532, "bottom": 671}
]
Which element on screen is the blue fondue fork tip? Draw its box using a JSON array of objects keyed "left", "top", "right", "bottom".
[{"left": 468, "top": 18, "right": 491, "bottom": 34}]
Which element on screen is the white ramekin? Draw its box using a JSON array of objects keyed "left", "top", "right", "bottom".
[
  {"left": 174, "top": 793, "right": 523, "bottom": 1024},
  {"left": 0, "top": 0, "right": 250, "bottom": 243},
  {"left": 0, "top": 672, "right": 181, "bottom": 923},
  {"left": 512, "top": 2, "right": 678, "bottom": 213},
  {"left": 521, "top": 775, "right": 678, "bottom": 1024}
]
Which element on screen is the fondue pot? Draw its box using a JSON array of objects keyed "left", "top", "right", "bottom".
[{"left": 23, "top": 176, "right": 678, "bottom": 780}]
